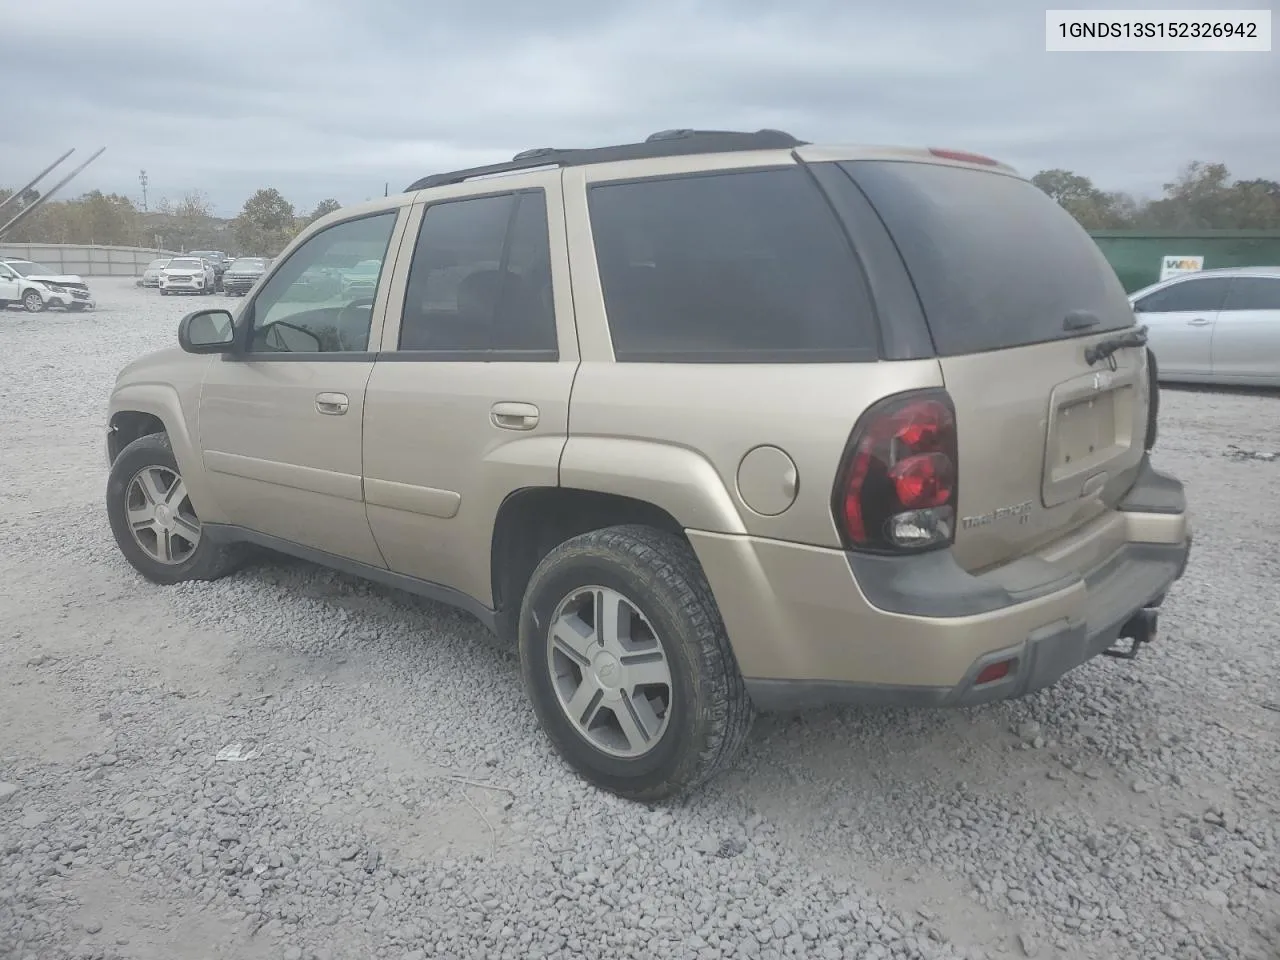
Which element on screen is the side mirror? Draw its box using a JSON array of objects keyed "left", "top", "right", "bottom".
[{"left": 178, "top": 309, "right": 237, "bottom": 354}]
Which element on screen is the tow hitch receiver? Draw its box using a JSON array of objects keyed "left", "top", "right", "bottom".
[{"left": 1104, "top": 608, "right": 1159, "bottom": 660}]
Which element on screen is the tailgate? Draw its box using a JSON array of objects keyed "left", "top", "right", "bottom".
[{"left": 939, "top": 337, "right": 1148, "bottom": 571}]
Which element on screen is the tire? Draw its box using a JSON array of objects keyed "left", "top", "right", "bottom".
[
  {"left": 160, "top": 289, "right": 169, "bottom": 296},
  {"left": 106, "top": 433, "right": 245, "bottom": 585},
  {"left": 518, "top": 525, "right": 753, "bottom": 802},
  {"left": 22, "top": 290, "right": 44, "bottom": 313}
]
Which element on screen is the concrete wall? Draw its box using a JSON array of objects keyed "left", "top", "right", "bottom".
[{"left": 0, "top": 243, "right": 183, "bottom": 277}]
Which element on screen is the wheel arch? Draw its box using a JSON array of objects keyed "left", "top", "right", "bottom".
[
  {"left": 490, "top": 486, "right": 689, "bottom": 643},
  {"left": 107, "top": 384, "right": 228, "bottom": 524}
]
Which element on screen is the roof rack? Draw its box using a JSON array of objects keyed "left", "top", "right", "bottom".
[{"left": 404, "top": 128, "right": 806, "bottom": 192}]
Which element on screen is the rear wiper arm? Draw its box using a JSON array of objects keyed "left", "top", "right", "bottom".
[{"left": 1085, "top": 325, "right": 1148, "bottom": 367}]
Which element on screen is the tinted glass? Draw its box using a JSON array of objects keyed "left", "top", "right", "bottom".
[
  {"left": 248, "top": 211, "right": 397, "bottom": 354},
  {"left": 1134, "top": 277, "right": 1231, "bottom": 314},
  {"left": 1222, "top": 276, "right": 1280, "bottom": 312},
  {"left": 588, "top": 167, "right": 877, "bottom": 362},
  {"left": 399, "top": 191, "right": 557, "bottom": 354},
  {"left": 841, "top": 160, "right": 1134, "bottom": 355}
]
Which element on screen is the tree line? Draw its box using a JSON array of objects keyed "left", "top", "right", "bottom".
[
  {"left": 2, "top": 160, "right": 1278, "bottom": 255},
  {"left": 1031, "top": 162, "right": 1280, "bottom": 230},
  {"left": 0, "top": 186, "right": 342, "bottom": 257}
]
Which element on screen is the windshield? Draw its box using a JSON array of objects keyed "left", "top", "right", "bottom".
[
  {"left": 168, "top": 259, "right": 203, "bottom": 270},
  {"left": 189, "top": 251, "right": 219, "bottom": 259},
  {"left": 351, "top": 260, "right": 380, "bottom": 275},
  {"left": 229, "top": 258, "right": 266, "bottom": 271},
  {"left": 147, "top": 259, "right": 170, "bottom": 270},
  {"left": 6, "top": 261, "right": 57, "bottom": 277}
]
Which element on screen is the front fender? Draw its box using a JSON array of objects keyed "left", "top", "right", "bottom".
[
  {"left": 558, "top": 436, "right": 747, "bottom": 535},
  {"left": 108, "top": 381, "right": 231, "bottom": 525}
]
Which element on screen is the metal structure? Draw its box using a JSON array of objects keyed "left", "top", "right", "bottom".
[
  {"left": 0, "top": 147, "right": 107, "bottom": 241},
  {"left": 0, "top": 148, "right": 76, "bottom": 219}
]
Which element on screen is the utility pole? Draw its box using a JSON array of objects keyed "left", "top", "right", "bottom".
[{"left": 139, "top": 170, "right": 149, "bottom": 212}]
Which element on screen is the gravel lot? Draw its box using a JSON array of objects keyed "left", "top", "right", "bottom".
[{"left": 1, "top": 279, "right": 1278, "bottom": 960}]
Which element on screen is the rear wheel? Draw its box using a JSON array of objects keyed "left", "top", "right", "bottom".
[
  {"left": 22, "top": 290, "right": 44, "bottom": 313},
  {"left": 518, "top": 525, "right": 753, "bottom": 802},
  {"left": 106, "top": 433, "right": 244, "bottom": 585}
]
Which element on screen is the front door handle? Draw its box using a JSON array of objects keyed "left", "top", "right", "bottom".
[
  {"left": 491, "top": 401, "right": 539, "bottom": 431},
  {"left": 1187, "top": 317, "right": 1212, "bottom": 326},
  {"left": 315, "top": 392, "right": 350, "bottom": 416}
]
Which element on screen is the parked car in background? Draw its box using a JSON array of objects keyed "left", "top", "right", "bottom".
[
  {"left": 222, "top": 257, "right": 269, "bottom": 296},
  {"left": 137, "top": 258, "right": 171, "bottom": 288},
  {"left": 340, "top": 258, "right": 381, "bottom": 298},
  {"left": 159, "top": 257, "right": 216, "bottom": 296},
  {"left": 189, "top": 251, "right": 230, "bottom": 290},
  {"left": 0, "top": 257, "right": 95, "bottom": 312},
  {"left": 1129, "top": 265, "right": 1280, "bottom": 387}
]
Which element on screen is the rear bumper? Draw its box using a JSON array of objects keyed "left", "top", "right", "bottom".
[{"left": 689, "top": 456, "right": 1192, "bottom": 712}]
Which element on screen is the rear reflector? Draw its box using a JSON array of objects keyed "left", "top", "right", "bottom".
[
  {"left": 975, "top": 659, "right": 1016, "bottom": 685},
  {"left": 928, "top": 147, "right": 1000, "bottom": 166}
]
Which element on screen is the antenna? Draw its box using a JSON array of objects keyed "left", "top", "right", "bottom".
[{"left": 139, "top": 169, "right": 149, "bottom": 212}]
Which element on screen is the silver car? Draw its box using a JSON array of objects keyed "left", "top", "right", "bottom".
[
  {"left": 1130, "top": 266, "right": 1280, "bottom": 387},
  {"left": 137, "top": 258, "right": 171, "bottom": 288}
]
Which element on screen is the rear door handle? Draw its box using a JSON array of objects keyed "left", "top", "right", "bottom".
[
  {"left": 1187, "top": 317, "right": 1212, "bottom": 326},
  {"left": 315, "top": 392, "right": 350, "bottom": 416},
  {"left": 491, "top": 401, "right": 539, "bottom": 431}
]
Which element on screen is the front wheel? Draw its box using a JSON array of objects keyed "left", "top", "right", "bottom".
[
  {"left": 106, "top": 433, "right": 244, "bottom": 585},
  {"left": 22, "top": 290, "right": 44, "bottom": 313},
  {"left": 518, "top": 525, "right": 753, "bottom": 802}
]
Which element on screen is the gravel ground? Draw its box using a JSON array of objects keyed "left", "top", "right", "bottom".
[{"left": 1, "top": 280, "right": 1277, "bottom": 960}]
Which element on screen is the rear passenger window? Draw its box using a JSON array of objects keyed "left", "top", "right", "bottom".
[
  {"left": 1222, "top": 277, "right": 1280, "bottom": 312},
  {"left": 399, "top": 191, "right": 557, "bottom": 356},
  {"left": 1134, "top": 277, "right": 1232, "bottom": 314},
  {"left": 588, "top": 168, "right": 878, "bottom": 363}
]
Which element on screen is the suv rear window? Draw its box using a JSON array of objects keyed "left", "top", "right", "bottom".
[
  {"left": 588, "top": 167, "right": 878, "bottom": 363},
  {"left": 839, "top": 160, "right": 1134, "bottom": 356}
]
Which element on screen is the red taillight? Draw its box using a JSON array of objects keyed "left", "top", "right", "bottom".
[
  {"left": 927, "top": 147, "right": 1000, "bottom": 166},
  {"left": 975, "top": 659, "right": 1016, "bottom": 685},
  {"left": 834, "top": 390, "right": 959, "bottom": 552}
]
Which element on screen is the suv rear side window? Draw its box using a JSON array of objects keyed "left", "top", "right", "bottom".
[
  {"left": 1134, "top": 276, "right": 1231, "bottom": 314},
  {"left": 399, "top": 190, "right": 557, "bottom": 356},
  {"left": 588, "top": 167, "right": 878, "bottom": 363},
  {"left": 839, "top": 160, "right": 1134, "bottom": 356}
]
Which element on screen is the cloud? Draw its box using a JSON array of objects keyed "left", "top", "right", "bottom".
[{"left": 3, "top": 0, "right": 1275, "bottom": 215}]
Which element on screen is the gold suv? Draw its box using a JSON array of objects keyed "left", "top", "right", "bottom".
[{"left": 105, "top": 129, "right": 1192, "bottom": 800}]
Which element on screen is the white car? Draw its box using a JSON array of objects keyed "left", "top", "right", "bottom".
[
  {"left": 0, "top": 258, "right": 96, "bottom": 313},
  {"left": 1129, "top": 265, "right": 1280, "bottom": 387},
  {"left": 159, "top": 257, "right": 216, "bottom": 296}
]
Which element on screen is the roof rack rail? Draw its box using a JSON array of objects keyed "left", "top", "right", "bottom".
[{"left": 405, "top": 128, "right": 806, "bottom": 192}]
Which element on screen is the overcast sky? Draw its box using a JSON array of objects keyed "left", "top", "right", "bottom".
[{"left": 4, "top": 0, "right": 1276, "bottom": 217}]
